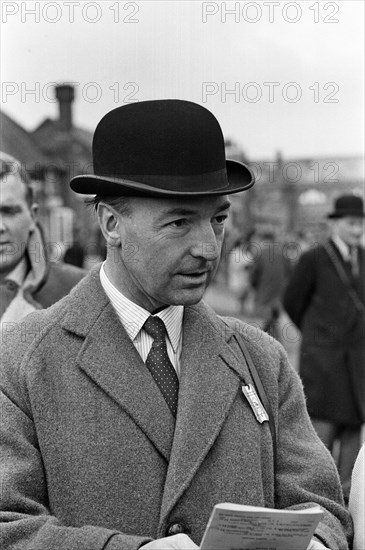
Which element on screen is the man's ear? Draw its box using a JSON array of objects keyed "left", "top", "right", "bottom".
[
  {"left": 97, "top": 203, "right": 121, "bottom": 247},
  {"left": 29, "top": 203, "right": 39, "bottom": 232},
  {"left": 30, "top": 203, "right": 39, "bottom": 220}
]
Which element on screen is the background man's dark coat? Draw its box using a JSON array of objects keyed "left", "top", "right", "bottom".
[{"left": 283, "top": 239, "right": 365, "bottom": 425}]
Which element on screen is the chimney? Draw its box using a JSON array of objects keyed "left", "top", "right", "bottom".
[{"left": 55, "top": 84, "right": 74, "bottom": 131}]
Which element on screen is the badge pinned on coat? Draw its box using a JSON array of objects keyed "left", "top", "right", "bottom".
[{"left": 242, "top": 384, "right": 269, "bottom": 424}]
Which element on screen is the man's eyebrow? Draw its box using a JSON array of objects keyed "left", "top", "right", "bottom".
[
  {"left": 0, "top": 204, "right": 23, "bottom": 212},
  {"left": 159, "top": 200, "right": 231, "bottom": 219},
  {"left": 161, "top": 207, "right": 198, "bottom": 218},
  {"left": 216, "top": 200, "right": 231, "bottom": 213}
]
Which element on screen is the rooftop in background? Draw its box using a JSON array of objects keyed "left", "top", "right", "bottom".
[
  {"left": 0, "top": 110, "right": 49, "bottom": 169},
  {"left": 1, "top": 84, "right": 93, "bottom": 180},
  {"left": 31, "top": 84, "right": 93, "bottom": 174}
]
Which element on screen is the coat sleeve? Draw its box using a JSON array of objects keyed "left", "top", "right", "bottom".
[
  {"left": 273, "top": 344, "right": 353, "bottom": 550},
  {"left": 0, "top": 358, "right": 151, "bottom": 550},
  {"left": 283, "top": 248, "right": 317, "bottom": 328}
]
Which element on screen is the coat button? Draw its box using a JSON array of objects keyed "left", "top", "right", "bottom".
[{"left": 166, "top": 523, "right": 186, "bottom": 536}]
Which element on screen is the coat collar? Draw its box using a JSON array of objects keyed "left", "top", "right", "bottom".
[
  {"left": 22, "top": 223, "right": 51, "bottom": 308},
  {"left": 62, "top": 267, "right": 176, "bottom": 462},
  {"left": 330, "top": 236, "right": 351, "bottom": 262},
  {"left": 61, "top": 268, "right": 253, "bottom": 518}
]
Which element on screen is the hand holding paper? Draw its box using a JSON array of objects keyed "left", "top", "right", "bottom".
[{"left": 200, "top": 503, "right": 324, "bottom": 550}]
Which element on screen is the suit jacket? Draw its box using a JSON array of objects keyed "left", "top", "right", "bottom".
[
  {"left": 0, "top": 268, "right": 352, "bottom": 550},
  {"left": 283, "top": 239, "right": 365, "bottom": 424}
]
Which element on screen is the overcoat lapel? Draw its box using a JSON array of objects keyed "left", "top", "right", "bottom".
[
  {"left": 62, "top": 269, "right": 175, "bottom": 462},
  {"left": 62, "top": 271, "right": 257, "bottom": 521},
  {"left": 328, "top": 239, "right": 362, "bottom": 292},
  {"left": 160, "top": 302, "right": 253, "bottom": 523}
]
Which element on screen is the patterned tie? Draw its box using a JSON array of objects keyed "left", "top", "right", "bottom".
[
  {"left": 0, "top": 280, "right": 19, "bottom": 318},
  {"left": 143, "top": 316, "right": 179, "bottom": 417}
]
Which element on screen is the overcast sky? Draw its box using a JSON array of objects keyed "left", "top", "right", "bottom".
[{"left": 1, "top": 0, "right": 364, "bottom": 160}]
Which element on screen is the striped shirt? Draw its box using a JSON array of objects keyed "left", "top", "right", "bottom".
[{"left": 99, "top": 263, "right": 184, "bottom": 377}]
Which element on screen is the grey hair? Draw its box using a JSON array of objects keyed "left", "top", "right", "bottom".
[{"left": 84, "top": 195, "right": 132, "bottom": 216}]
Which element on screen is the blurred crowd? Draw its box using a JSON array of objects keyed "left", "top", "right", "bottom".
[
  {"left": 227, "top": 229, "right": 314, "bottom": 325},
  {"left": 218, "top": 199, "right": 365, "bottom": 505}
]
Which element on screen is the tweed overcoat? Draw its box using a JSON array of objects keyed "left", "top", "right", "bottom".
[
  {"left": 283, "top": 239, "right": 365, "bottom": 425},
  {"left": 0, "top": 269, "right": 351, "bottom": 550}
]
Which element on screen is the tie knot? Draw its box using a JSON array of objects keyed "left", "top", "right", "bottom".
[{"left": 144, "top": 316, "right": 167, "bottom": 342}]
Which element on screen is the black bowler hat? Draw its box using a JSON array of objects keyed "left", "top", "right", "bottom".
[
  {"left": 327, "top": 194, "right": 365, "bottom": 219},
  {"left": 70, "top": 100, "right": 254, "bottom": 197}
]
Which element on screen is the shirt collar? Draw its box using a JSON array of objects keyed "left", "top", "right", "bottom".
[
  {"left": 5, "top": 257, "right": 28, "bottom": 286},
  {"left": 99, "top": 262, "right": 184, "bottom": 352}
]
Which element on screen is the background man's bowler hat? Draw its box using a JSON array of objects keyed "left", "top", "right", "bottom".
[
  {"left": 70, "top": 99, "right": 254, "bottom": 197},
  {"left": 327, "top": 194, "right": 365, "bottom": 219}
]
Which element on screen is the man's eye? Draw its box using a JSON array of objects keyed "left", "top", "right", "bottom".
[
  {"left": 1, "top": 207, "right": 22, "bottom": 215},
  {"left": 170, "top": 219, "right": 187, "bottom": 228},
  {"left": 214, "top": 215, "right": 227, "bottom": 224}
]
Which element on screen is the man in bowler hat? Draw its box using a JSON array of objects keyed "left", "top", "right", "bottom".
[
  {"left": 284, "top": 193, "right": 365, "bottom": 499},
  {"left": 0, "top": 101, "right": 351, "bottom": 550}
]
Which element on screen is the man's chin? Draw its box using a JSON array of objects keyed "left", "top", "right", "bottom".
[
  {"left": 0, "top": 260, "right": 18, "bottom": 277},
  {"left": 170, "top": 287, "right": 206, "bottom": 307}
]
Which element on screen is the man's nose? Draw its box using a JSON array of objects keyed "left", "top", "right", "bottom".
[{"left": 190, "top": 224, "right": 220, "bottom": 261}]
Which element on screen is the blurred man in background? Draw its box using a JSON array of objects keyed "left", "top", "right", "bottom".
[
  {"left": 0, "top": 152, "right": 86, "bottom": 327},
  {"left": 249, "top": 231, "right": 291, "bottom": 341},
  {"left": 284, "top": 194, "right": 365, "bottom": 499}
]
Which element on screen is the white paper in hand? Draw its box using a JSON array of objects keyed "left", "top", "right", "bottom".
[{"left": 199, "top": 503, "right": 323, "bottom": 550}]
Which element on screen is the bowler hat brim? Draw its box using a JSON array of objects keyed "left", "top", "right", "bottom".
[
  {"left": 70, "top": 159, "right": 254, "bottom": 197},
  {"left": 328, "top": 210, "right": 365, "bottom": 219}
]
